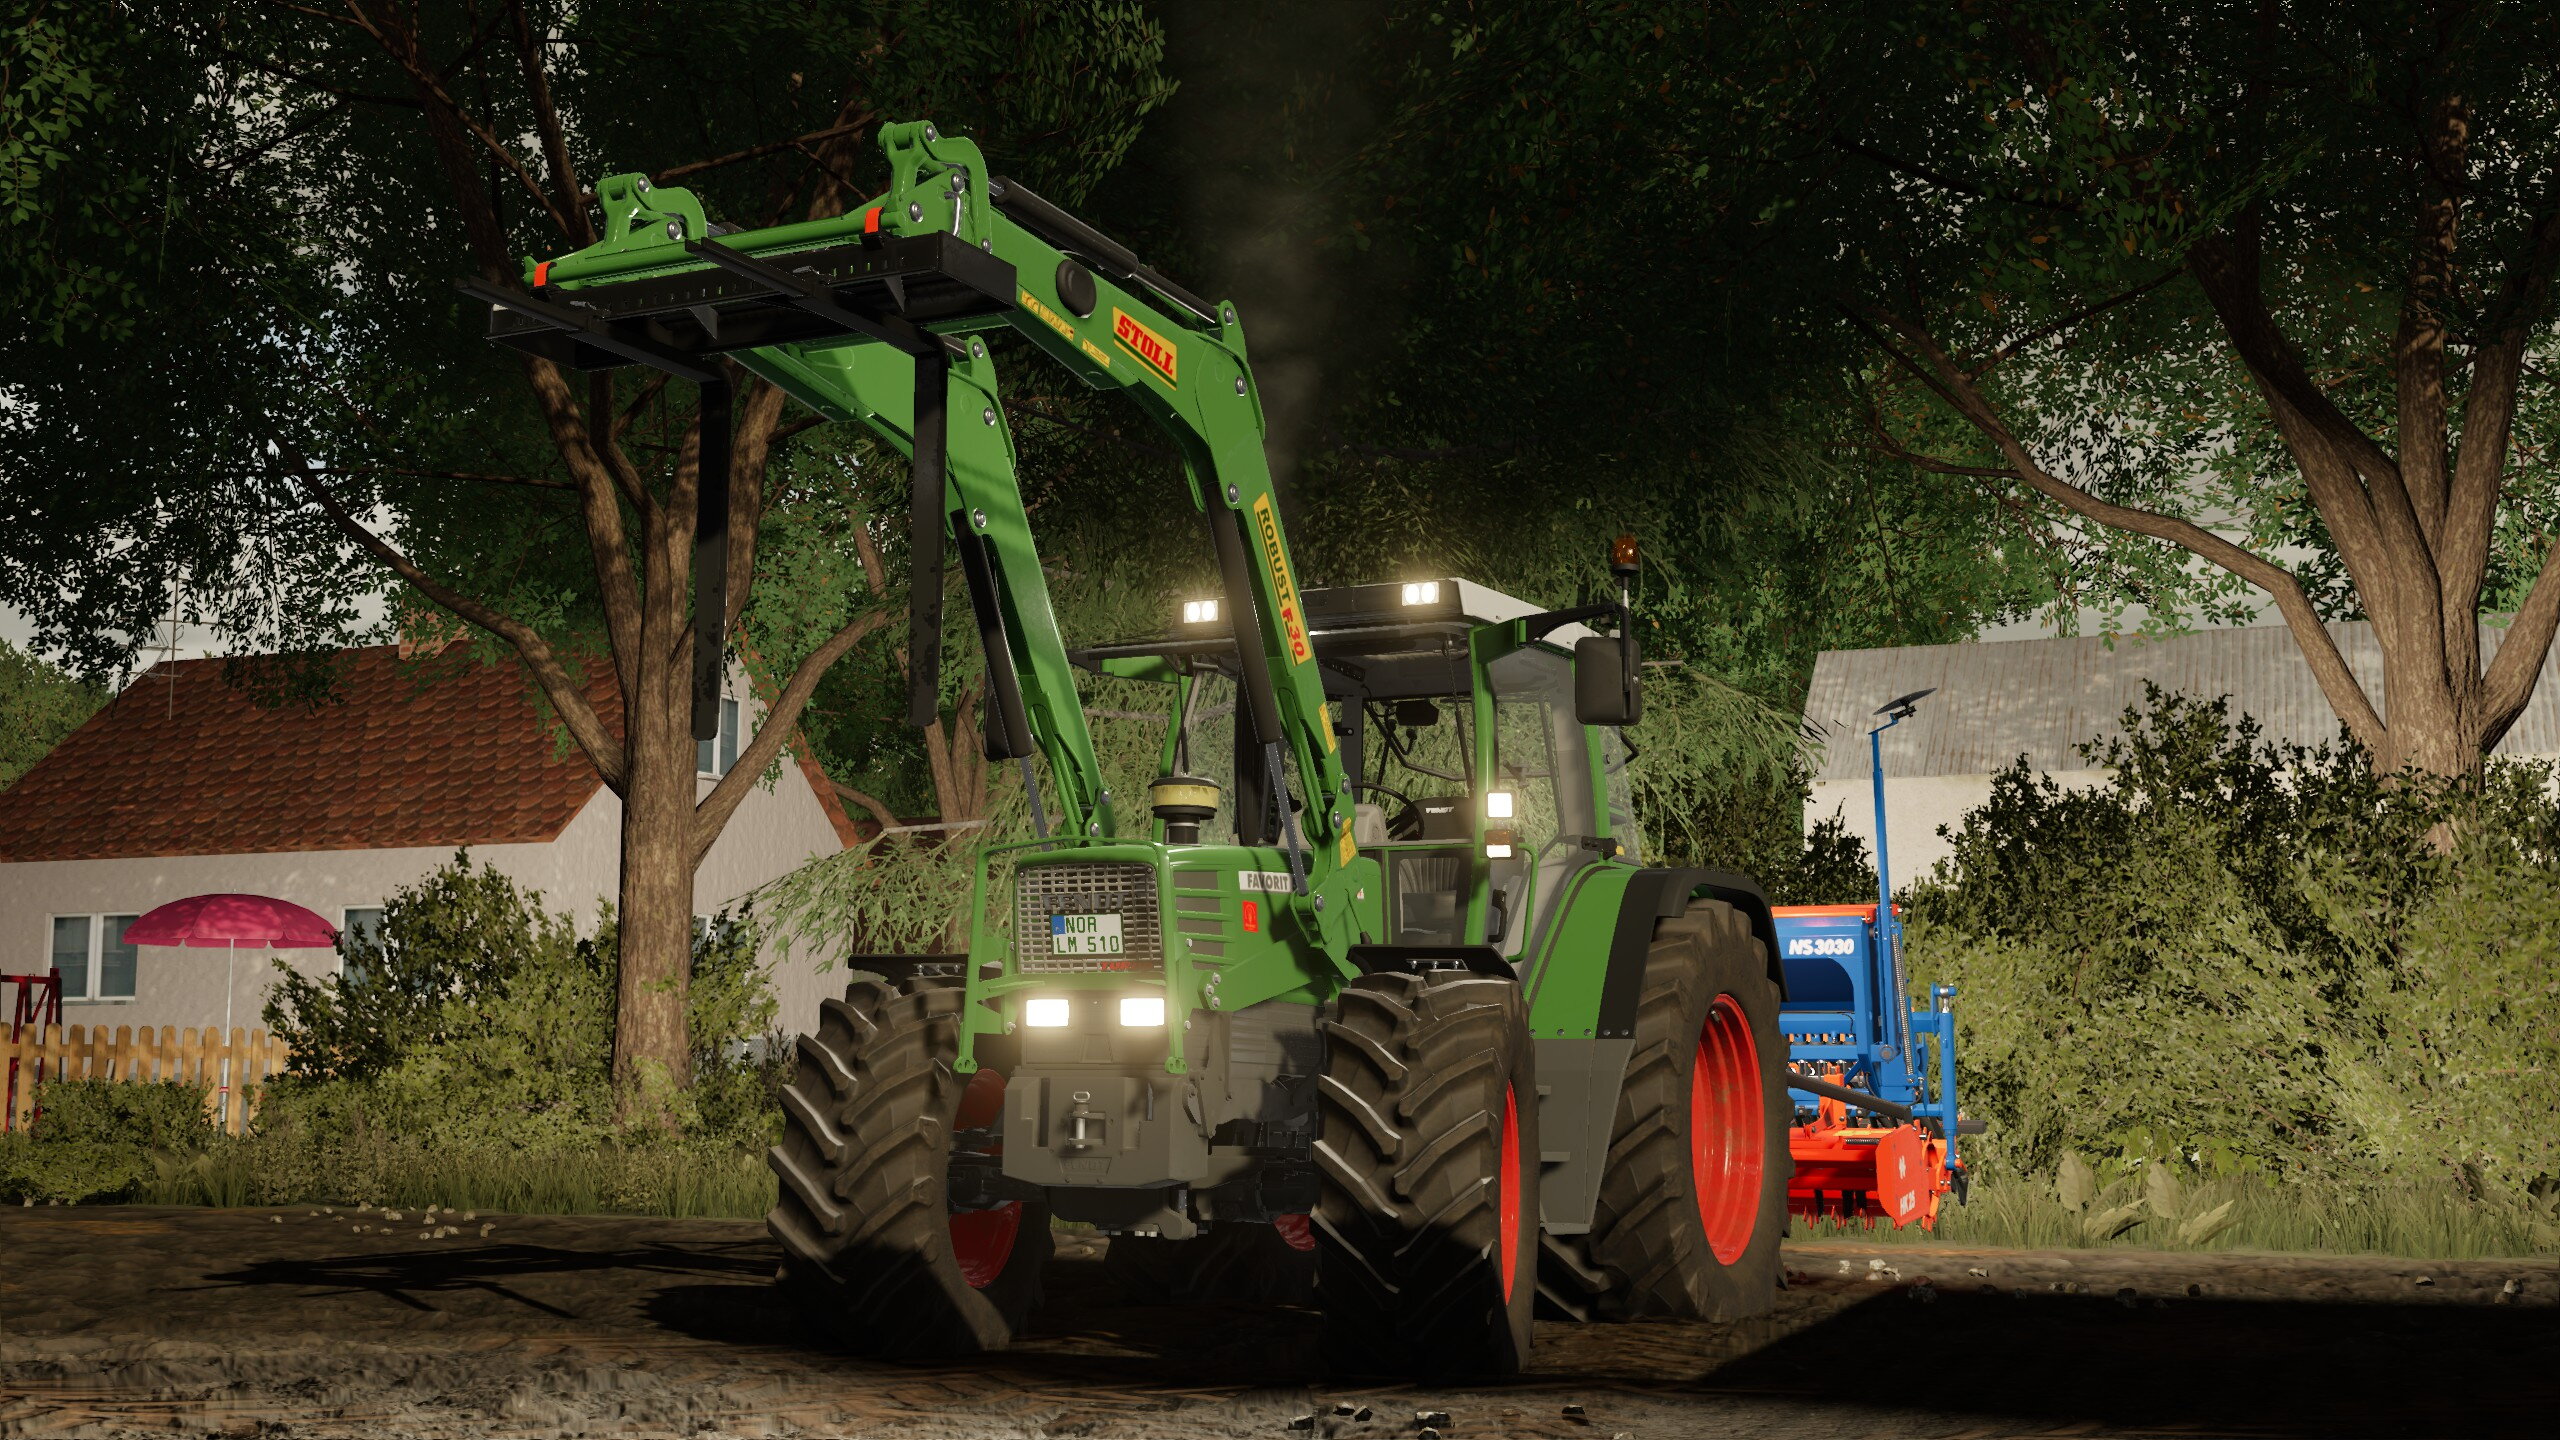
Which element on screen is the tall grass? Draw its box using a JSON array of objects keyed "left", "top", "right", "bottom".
[
  {"left": 1795, "top": 1175, "right": 2559, "bottom": 1260},
  {"left": 140, "top": 1141, "right": 777, "bottom": 1219}
]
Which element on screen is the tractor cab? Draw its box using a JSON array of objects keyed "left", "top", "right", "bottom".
[{"left": 1073, "top": 577, "right": 1641, "bottom": 964}]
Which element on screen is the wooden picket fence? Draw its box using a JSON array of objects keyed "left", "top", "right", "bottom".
[{"left": 1, "top": 1024, "right": 292, "bottom": 1135}]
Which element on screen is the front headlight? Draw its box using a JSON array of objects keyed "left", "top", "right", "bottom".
[
  {"left": 1118, "top": 995, "right": 1165, "bottom": 1028},
  {"left": 1024, "top": 996, "right": 1073, "bottom": 1028}
]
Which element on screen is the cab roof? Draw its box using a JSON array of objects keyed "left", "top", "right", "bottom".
[{"left": 1069, "top": 578, "right": 1597, "bottom": 703}]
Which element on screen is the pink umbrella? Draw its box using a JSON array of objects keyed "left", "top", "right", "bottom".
[{"left": 123, "top": 894, "right": 339, "bottom": 1037}]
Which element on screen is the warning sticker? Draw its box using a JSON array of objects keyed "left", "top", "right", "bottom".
[{"left": 1019, "top": 287, "right": 1076, "bottom": 343}]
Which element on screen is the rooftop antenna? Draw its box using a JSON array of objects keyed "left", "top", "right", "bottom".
[{"left": 152, "top": 579, "right": 187, "bottom": 719}]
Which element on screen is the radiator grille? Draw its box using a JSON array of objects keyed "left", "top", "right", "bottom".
[{"left": 1013, "top": 861, "right": 1163, "bottom": 973}]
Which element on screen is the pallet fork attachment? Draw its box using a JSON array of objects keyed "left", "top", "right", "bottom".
[{"left": 474, "top": 119, "right": 1356, "bottom": 951}]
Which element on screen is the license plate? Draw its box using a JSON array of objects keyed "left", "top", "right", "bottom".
[{"left": 1050, "top": 913, "right": 1124, "bottom": 955}]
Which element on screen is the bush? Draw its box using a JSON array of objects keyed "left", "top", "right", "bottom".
[
  {"left": 1908, "top": 686, "right": 2560, "bottom": 1213},
  {"left": 264, "top": 850, "right": 587, "bottom": 1083},
  {"left": 1662, "top": 759, "right": 1881, "bottom": 905},
  {"left": 259, "top": 852, "right": 781, "bottom": 1149},
  {"left": 29, "top": 1079, "right": 218, "bottom": 1153},
  {"left": 0, "top": 855, "right": 789, "bottom": 1214},
  {"left": 0, "top": 1134, "right": 153, "bottom": 1205},
  {"left": 0, "top": 1081, "right": 222, "bottom": 1204}
]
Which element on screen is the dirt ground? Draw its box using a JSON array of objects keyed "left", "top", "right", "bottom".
[{"left": 0, "top": 1207, "right": 2550, "bottom": 1439}]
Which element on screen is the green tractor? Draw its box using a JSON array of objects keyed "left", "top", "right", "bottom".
[{"left": 477, "top": 120, "right": 1792, "bottom": 1376}]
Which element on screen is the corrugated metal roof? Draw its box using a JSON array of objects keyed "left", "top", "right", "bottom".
[{"left": 1806, "top": 621, "right": 2560, "bottom": 782}]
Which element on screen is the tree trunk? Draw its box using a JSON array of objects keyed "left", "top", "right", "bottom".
[{"left": 614, "top": 658, "right": 698, "bottom": 1108}]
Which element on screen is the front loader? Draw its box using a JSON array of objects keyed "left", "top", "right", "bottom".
[{"left": 474, "top": 120, "right": 1796, "bottom": 1376}]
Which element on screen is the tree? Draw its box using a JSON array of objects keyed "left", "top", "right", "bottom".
[
  {"left": 1346, "top": 3, "right": 2560, "bottom": 781},
  {"left": 1105, "top": 2, "right": 2065, "bottom": 705},
  {"left": 0, "top": 639, "right": 102, "bottom": 790},
  {"left": 0, "top": 2, "right": 1171, "bottom": 1109},
  {"left": 1754, "top": 3, "right": 2560, "bottom": 778}
]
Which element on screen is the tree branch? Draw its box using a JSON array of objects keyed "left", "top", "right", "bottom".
[
  {"left": 723, "top": 378, "right": 791, "bottom": 629},
  {"left": 1823, "top": 131, "right": 2077, "bottom": 214},
  {"left": 691, "top": 608, "right": 899, "bottom": 864},
  {"left": 206, "top": 42, "right": 421, "bottom": 108},
  {"left": 1009, "top": 398, "right": 1181, "bottom": 461},
  {"left": 340, "top": 2, "right": 577, "bottom": 239},
  {"left": 2480, "top": 541, "right": 2560, "bottom": 748},
  {"left": 508, "top": 0, "right": 591, "bottom": 247},
  {"left": 2443, "top": 194, "right": 2560, "bottom": 648},
  {"left": 517, "top": 358, "right": 643, "bottom": 701},
  {"left": 1965, "top": 267, "right": 2183, "bottom": 380},
  {"left": 1852, "top": 302, "right": 2393, "bottom": 756},
  {"left": 2187, "top": 228, "right": 2409, "bottom": 616},
  {"left": 2391, "top": 83, "right": 2469, "bottom": 546},
  {"left": 591, "top": 372, "right": 653, "bottom": 516},
  {"left": 332, "top": 466, "right": 574, "bottom": 491},
  {"left": 828, "top": 779, "right": 903, "bottom": 835},
  {"left": 286, "top": 456, "right": 627, "bottom": 789},
  {"left": 651, "top": 121, "right": 873, "bottom": 188}
]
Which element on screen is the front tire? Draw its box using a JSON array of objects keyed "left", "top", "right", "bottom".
[
  {"left": 1314, "top": 971, "right": 1539, "bottom": 1377},
  {"left": 1580, "top": 902, "right": 1791, "bottom": 1320},
  {"left": 767, "top": 979, "right": 1051, "bottom": 1358}
]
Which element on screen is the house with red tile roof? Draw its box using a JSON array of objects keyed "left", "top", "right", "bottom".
[{"left": 0, "top": 645, "right": 864, "bottom": 1039}]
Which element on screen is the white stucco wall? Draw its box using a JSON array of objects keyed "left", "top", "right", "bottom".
[
  {"left": 1806, "top": 769, "right": 2113, "bottom": 889},
  {"left": 0, "top": 740, "right": 849, "bottom": 1043},
  {"left": 0, "top": 827, "right": 613, "bottom": 1041},
  {"left": 692, "top": 757, "right": 848, "bottom": 1038}
]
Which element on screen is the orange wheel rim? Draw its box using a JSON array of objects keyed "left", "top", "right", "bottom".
[{"left": 1689, "top": 994, "right": 1765, "bottom": 1264}]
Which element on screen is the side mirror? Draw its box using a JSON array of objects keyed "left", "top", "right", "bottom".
[{"left": 1574, "top": 632, "right": 1642, "bottom": 726}]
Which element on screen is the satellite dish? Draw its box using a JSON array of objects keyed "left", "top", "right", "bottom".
[{"left": 1875, "top": 687, "right": 1937, "bottom": 720}]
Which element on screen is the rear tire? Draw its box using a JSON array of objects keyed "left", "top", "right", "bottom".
[
  {"left": 1314, "top": 971, "right": 1539, "bottom": 1377},
  {"left": 1578, "top": 902, "right": 1790, "bottom": 1321},
  {"left": 767, "top": 979, "right": 1051, "bottom": 1358}
]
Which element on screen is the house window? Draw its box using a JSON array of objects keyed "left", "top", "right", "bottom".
[
  {"left": 47, "top": 914, "right": 139, "bottom": 1003},
  {"left": 341, "top": 907, "right": 385, "bottom": 985},
  {"left": 697, "top": 695, "right": 742, "bottom": 777}
]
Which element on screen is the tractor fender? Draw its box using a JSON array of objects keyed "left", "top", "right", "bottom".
[{"left": 1625, "top": 868, "right": 1786, "bottom": 1003}]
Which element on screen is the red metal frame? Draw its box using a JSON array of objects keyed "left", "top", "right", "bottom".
[
  {"left": 3, "top": 970, "right": 65, "bottom": 1132},
  {"left": 1785, "top": 1067, "right": 1951, "bottom": 1230}
]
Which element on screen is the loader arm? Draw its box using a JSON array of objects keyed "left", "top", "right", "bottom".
[{"left": 475, "top": 121, "right": 1359, "bottom": 956}]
